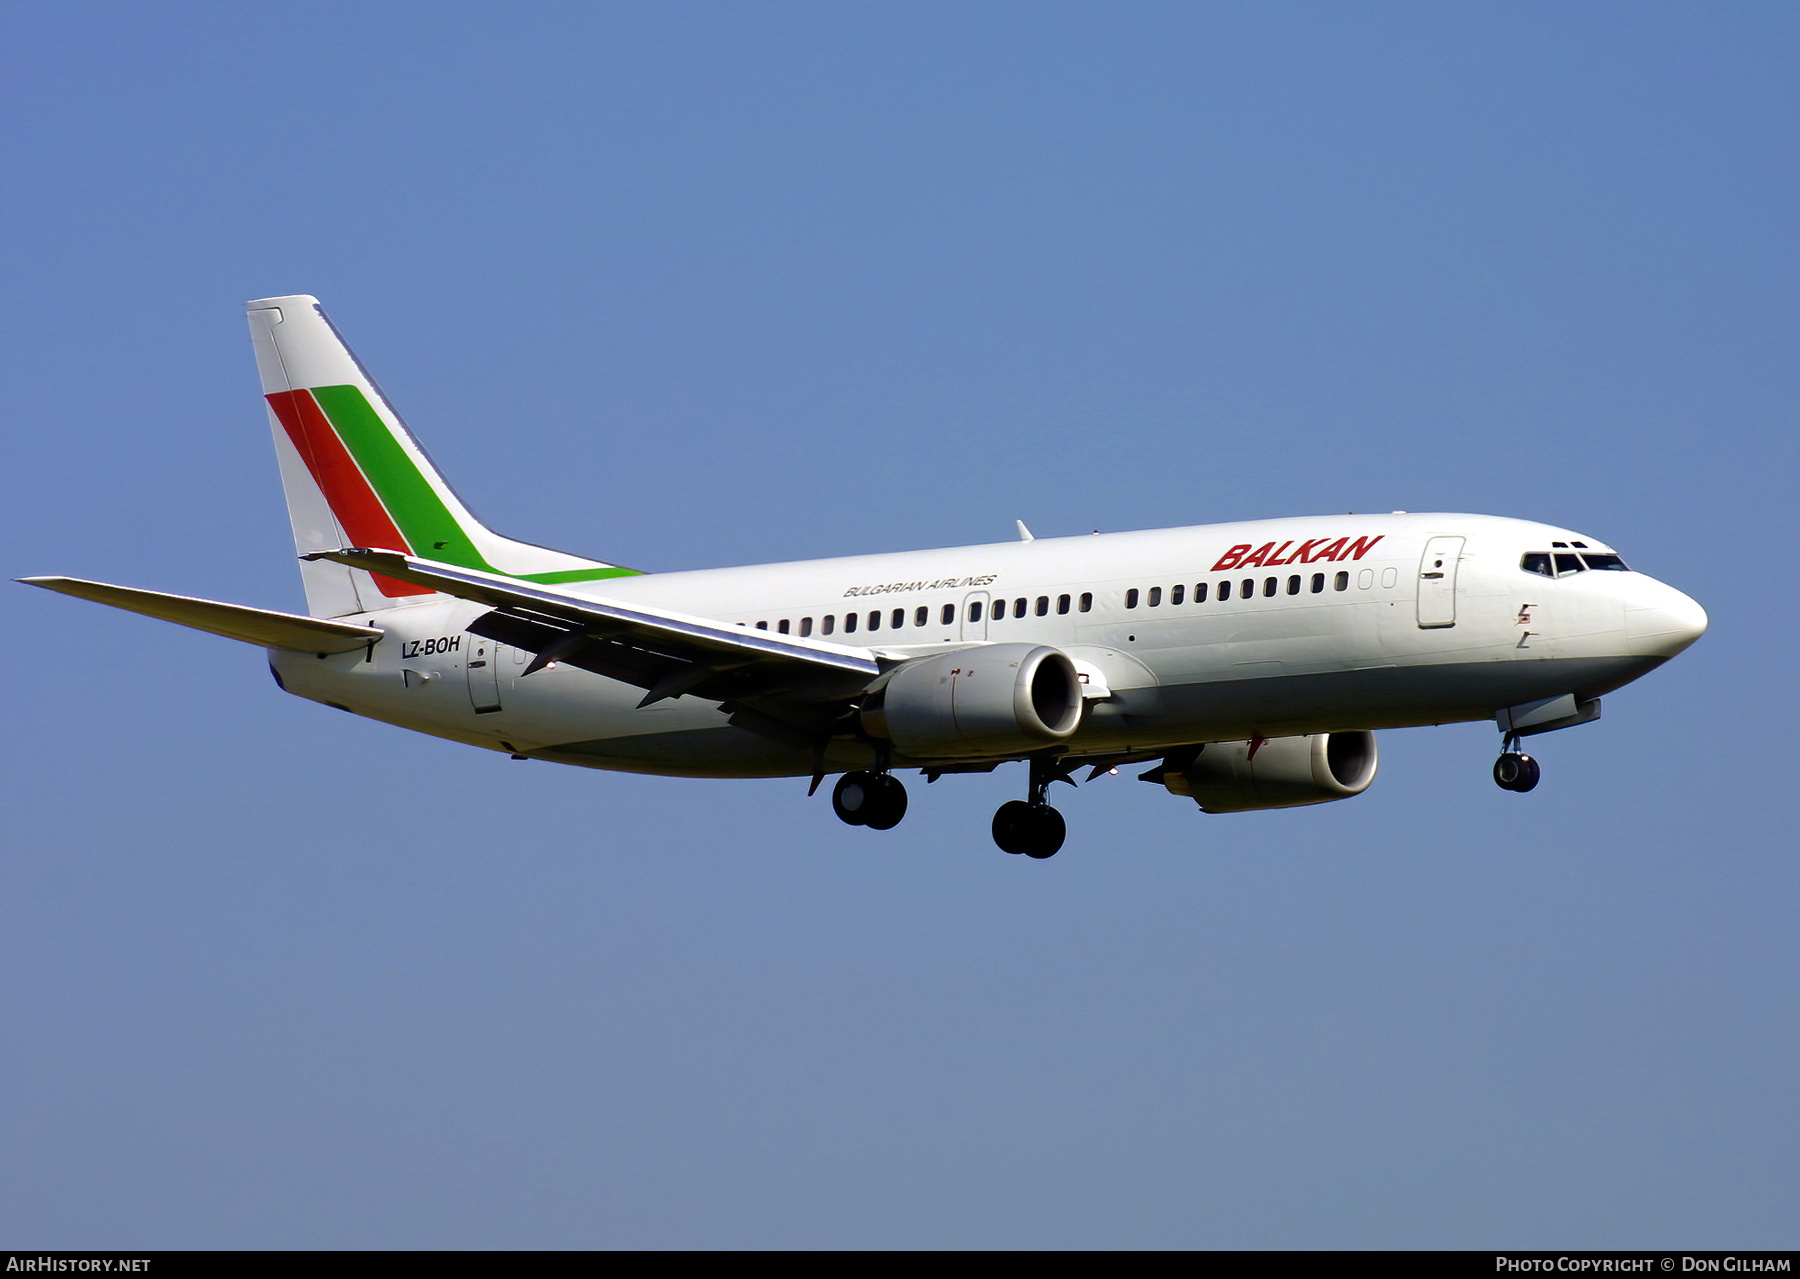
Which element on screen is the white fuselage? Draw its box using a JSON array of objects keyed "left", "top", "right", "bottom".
[{"left": 269, "top": 513, "right": 1706, "bottom": 778}]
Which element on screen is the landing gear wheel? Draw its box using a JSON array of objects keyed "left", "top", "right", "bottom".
[
  {"left": 1022, "top": 806, "right": 1065, "bottom": 858},
  {"left": 861, "top": 773, "right": 908, "bottom": 830},
  {"left": 1493, "top": 752, "right": 1540, "bottom": 793},
  {"left": 992, "top": 801, "right": 1066, "bottom": 858},
  {"left": 833, "top": 771, "right": 874, "bottom": 825},
  {"left": 992, "top": 800, "right": 1032, "bottom": 853},
  {"left": 833, "top": 771, "right": 908, "bottom": 829}
]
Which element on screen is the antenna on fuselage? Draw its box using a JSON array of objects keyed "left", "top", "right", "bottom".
[{"left": 1016, "top": 520, "right": 1034, "bottom": 542}]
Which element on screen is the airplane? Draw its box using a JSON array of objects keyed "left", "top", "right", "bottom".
[{"left": 20, "top": 295, "right": 1709, "bottom": 859}]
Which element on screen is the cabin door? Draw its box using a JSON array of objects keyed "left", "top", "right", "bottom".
[
  {"left": 467, "top": 637, "right": 504, "bottom": 712},
  {"left": 1417, "top": 536, "right": 1465, "bottom": 629}
]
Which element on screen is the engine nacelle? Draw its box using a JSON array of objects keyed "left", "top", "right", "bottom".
[
  {"left": 1160, "top": 731, "right": 1378, "bottom": 813},
  {"left": 862, "top": 643, "right": 1084, "bottom": 760}
]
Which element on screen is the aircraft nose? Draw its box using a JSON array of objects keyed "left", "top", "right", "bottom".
[{"left": 1625, "top": 581, "right": 1708, "bottom": 658}]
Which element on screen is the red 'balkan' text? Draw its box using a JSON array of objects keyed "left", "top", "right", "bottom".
[{"left": 1210, "top": 535, "right": 1383, "bottom": 573}]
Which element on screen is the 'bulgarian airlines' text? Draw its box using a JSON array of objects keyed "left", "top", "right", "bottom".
[{"left": 844, "top": 574, "right": 998, "bottom": 598}]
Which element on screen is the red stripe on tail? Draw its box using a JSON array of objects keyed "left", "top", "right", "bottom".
[{"left": 266, "top": 390, "right": 433, "bottom": 598}]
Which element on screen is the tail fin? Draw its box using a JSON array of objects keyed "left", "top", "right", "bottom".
[{"left": 247, "top": 295, "right": 635, "bottom": 617}]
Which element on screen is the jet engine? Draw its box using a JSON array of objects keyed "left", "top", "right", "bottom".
[
  {"left": 1149, "top": 731, "right": 1378, "bottom": 813},
  {"left": 862, "top": 643, "right": 1084, "bottom": 759}
]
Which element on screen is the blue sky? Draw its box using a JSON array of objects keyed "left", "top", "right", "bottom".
[{"left": 4, "top": 1, "right": 1796, "bottom": 1247}]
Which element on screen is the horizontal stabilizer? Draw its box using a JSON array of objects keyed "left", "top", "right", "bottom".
[{"left": 19, "top": 577, "right": 383, "bottom": 653}]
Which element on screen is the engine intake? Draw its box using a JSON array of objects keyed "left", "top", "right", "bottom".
[
  {"left": 1152, "top": 731, "right": 1378, "bottom": 813},
  {"left": 862, "top": 643, "right": 1083, "bottom": 759}
]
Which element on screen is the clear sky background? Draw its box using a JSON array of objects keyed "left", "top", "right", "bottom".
[{"left": 3, "top": 1, "right": 1795, "bottom": 1249}]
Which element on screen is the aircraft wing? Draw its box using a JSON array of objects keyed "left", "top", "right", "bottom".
[
  {"left": 19, "top": 576, "right": 383, "bottom": 653},
  {"left": 305, "top": 548, "right": 882, "bottom": 710}
]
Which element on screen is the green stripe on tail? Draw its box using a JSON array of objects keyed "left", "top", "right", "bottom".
[
  {"left": 310, "top": 385, "right": 494, "bottom": 570},
  {"left": 309, "top": 385, "right": 640, "bottom": 583}
]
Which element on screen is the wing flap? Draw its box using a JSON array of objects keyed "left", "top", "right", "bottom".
[{"left": 20, "top": 577, "right": 383, "bottom": 653}]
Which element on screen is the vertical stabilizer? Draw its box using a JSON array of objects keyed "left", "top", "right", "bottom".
[{"left": 247, "top": 296, "right": 634, "bottom": 617}]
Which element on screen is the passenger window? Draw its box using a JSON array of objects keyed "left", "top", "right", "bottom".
[
  {"left": 1079, "top": 592, "right": 1093, "bottom": 612},
  {"left": 1241, "top": 578, "right": 1255, "bottom": 598},
  {"left": 1380, "top": 567, "right": 1397, "bottom": 588},
  {"left": 1357, "top": 569, "right": 1372, "bottom": 589},
  {"left": 778, "top": 619, "right": 790, "bottom": 634},
  {"left": 1263, "top": 577, "right": 1277, "bottom": 597},
  {"left": 1171, "top": 584, "right": 1184, "bottom": 605},
  {"left": 892, "top": 608, "right": 904, "bottom": 629},
  {"left": 1057, "top": 594, "right": 1070, "bottom": 614},
  {"left": 1014, "top": 597, "right": 1027, "bottom": 618},
  {"left": 1310, "top": 573, "right": 1324, "bottom": 593},
  {"left": 1035, "top": 596, "right": 1049, "bottom": 616},
  {"left": 941, "top": 603, "right": 955, "bottom": 625},
  {"left": 1553, "top": 553, "right": 1583, "bottom": 577},
  {"left": 1336, "top": 571, "right": 1350, "bottom": 591},
  {"left": 914, "top": 606, "right": 928, "bottom": 627},
  {"left": 1148, "top": 587, "right": 1162, "bottom": 607},
  {"left": 845, "top": 612, "right": 858, "bottom": 633},
  {"left": 822, "top": 615, "right": 835, "bottom": 635},
  {"left": 1521, "top": 552, "right": 1553, "bottom": 577},
  {"left": 1286, "top": 575, "right": 1300, "bottom": 595},
  {"left": 865, "top": 611, "right": 878, "bottom": 631},
  {"left": 1218, "top": 580, "right": 1231, "bottom": 601},
  {"left": 1194, "top": 582, "right": 1208, "bottom": 603},
  {"left": 1581, "top": 553, "right": 1628, "bottom": 571},
  {"left": 755, "top": 620, "right": 768, "bottom": 630},
  {"left": 800, "top": 617, "right": 813, "bottom": 637},
  {"left": 969, "top": 601, "right": 983, "bottom": 623},
  {"left": 1126, "top": 589, "right": 1139, "bottom": 609}
]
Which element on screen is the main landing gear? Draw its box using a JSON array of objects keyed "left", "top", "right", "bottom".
[
  {"left": 992, "top": 801, "right": 1065, "bottom": 858},
  {"left": 991, "top": 757, "right": 1073, "bottom": 859},
  {"left": 827, "top": 754, "right": 1074, "bottom": 857},
  {"left": 1493, "top": 736, "right": 1541, "bottom": 793},
  {"left": 832, "top": 770, "right": 908, "bottom": 830}
]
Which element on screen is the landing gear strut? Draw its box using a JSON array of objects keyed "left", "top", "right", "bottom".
[
  {"left": 1493, "top": 736, "right": 1540, "bottom": 793},
  {"left": 992, "top": 756, "right": 1072, "bottom": 858},
  {"left": 832, "top": 770, "right": 908, "bottom": 829}
]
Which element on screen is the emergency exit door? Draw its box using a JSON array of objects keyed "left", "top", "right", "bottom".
[
  {"left": 960, "top": 592, "right": 989, "bottom": 642},
  {"left": 1417, "top": 536, "right": 1464, "bottom": 629}
]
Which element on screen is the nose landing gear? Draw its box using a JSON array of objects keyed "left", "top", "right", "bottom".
[
  {"left": 832, "top": 770, "right": 908, "bottom": 829},
  {"left": 1493, "top": 737, "right": 1541, "bottom": 793}
]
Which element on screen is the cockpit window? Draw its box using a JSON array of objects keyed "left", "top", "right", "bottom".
[{"left": 1524, "top": 548, "right": 1629, "bottom": 577}]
